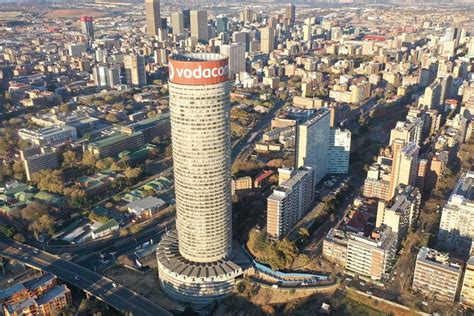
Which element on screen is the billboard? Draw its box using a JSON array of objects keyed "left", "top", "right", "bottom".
[{"left": 169, "top": 58, "right": 229, "bottom": 85}]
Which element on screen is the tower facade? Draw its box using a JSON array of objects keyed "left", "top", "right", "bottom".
[
  {"left": 80, "top": 16, "right": 94, "bottom": 45},
  {"left": 156, "top": 53, "right": 241, "bottom": 304},
  {"left": 145, "top": 0, "right": 161, "bottom": 36}
]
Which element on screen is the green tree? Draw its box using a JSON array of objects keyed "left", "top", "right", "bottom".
[
  {"left": 62, "top": 150, "right": 77, "bottom": 168},
  {"left": 105, "top": 113, "right": 119, "bottom": 123},
  {"left": 12, "top": 161, "right": 25, "bottom": 181},
  {"left": 124, "top": 167, "right": 142, "bottom": 180},
  {"left": 82, "top": 151, "right": 98, "bottom": 169},
  {"left": 29, "top": 214, "right": 55, "bottom": 237}
]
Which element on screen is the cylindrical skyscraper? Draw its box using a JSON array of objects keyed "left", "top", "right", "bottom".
[{"left": 156, "top": 53, "right": 241, "bottom": 305}]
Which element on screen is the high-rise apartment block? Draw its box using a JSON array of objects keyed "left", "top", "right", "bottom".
[
  {"left": 461, "top": 256, "right": 474, "bottom": 307},
  {"left": 260, "top": 27, "right": 275, "bottom": 54},
  {"left": 296, "top": 109, "right": 331, "bottom": 184},
  {"left": 190, "top": 10, "right": 208, "bottom": 43},
  {"left": 171, "top": 12, "right": 184, "bottom": 35},
  {"left": 413, "top": 247, "right": 462, "bottom": 301},
  {"left": 389, "top": 118, "right": 423, "bottom": 146},
  {"left": 389, "top": 140, "right": 419, "bottom": 200},
  {"left": 376, "top": 185, "right": 421, "bottom": 244},
  {"left": 438, "top": 171, "right": 474, "bottom": 255},
  {"left": 346, "top": 225, "right": 398, "bottom": 280},
  {"left": 88, "top": 132, "right": 145, "bottom": 159},
  {"left": 145, "top": 0, "right": 161, "bottom": 36},
  {"left": 124, "top": 54, "right": 146, "bottom": 87},
  {"left": 327, "top": 128, "right": 351, "bottom": 174},
  {"left": 220, "top": 43, "right": 246, "bottom": 78},
  {"left": 92, "top": 65, "right": 120, "bottom": 89},
  {"left": 267, "top": 167, "right": 315, "bottom": 239},
  {"left": 21, "top": 146, "right": 59, "bottom": 181},
  {"left": 156, "top": 54, "right": 242, "bottom": 304}
]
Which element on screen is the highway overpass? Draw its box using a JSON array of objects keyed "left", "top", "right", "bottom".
[{"left": 0, "top": 236, "right": 171, "bottom": 316}]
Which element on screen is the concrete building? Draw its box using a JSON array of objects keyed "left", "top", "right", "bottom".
[
  {"left": 220, "top": 43, "right": 246, "bottom": 79},
  {"left": 145, "top": 0, "right": 161, "bottom": 36},
  {"left": 260, "top": 27, "right": 275, "bottom": 54},
  {"left": 92, "top": 65, "right": 120, "bottom": 89},
  {"left": 18, "top": 126, "right": 77, "bottom": 146},
  {"left": 216, "top": 15, "right": 228, "bottom": 34},
  {"left": 171, "top": 12, "right": 184, "bottom": 35},
  {"left": 124, "top": 54, "right": 146, "bottom": 87},
  {"left": 363, "top": 163, "right": 392, "bottom": 201},
  {"left": 438, "top": 171, "right": 474, "bottom": 255},
  {"left": 88, "top": 132, "right": 145, "bottom": 159},
  {"left": 80, "top": 16, "right": 94, "bottom": 45},
  {"left": 376, "top": 185, "right": 421, "bottom": 244},
  {"left": 461, "top": 256, "right": 474, "bottom": 308},
  {"left": 190, "top": 10, "right": 208, "bottom": 42},
  {"left": 231, "top": 176, "right": 253, "bottom": 195},
  {"left": 322, "top": 228, "right": 348, "bottom": 268},
  {"left": 21, "top": 147, "right": 59, "bottom": 181},
  {"left": 413, "top": 247, "right": 462, "bottom": 301},
  {"left": 156, "top": 53, "right": 242, "bottom": 304},
  {"left": 296, "top": 109, "right": 331, "bottom": 185},
  {"left": 327, "top": 128, "right": 351, "bottom": 174},
  {"left": 389, "top": 140, "right": 419, "bottom": 200},
  {"left": 389, "top": 118, "right": 423, "bottom": 146},
  {"left": 286, "top": 3, "right": 296, "bottom": 24},
  {"left": 346, "top": 226, "right": 398, "bottom": 280},
  {"left": 267, "top": 167, "right": 315, "bottom": 239}
]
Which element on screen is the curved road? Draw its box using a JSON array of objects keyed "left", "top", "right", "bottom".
[{"left": 0, "top": 236, "right": 171, "bottom": 316}]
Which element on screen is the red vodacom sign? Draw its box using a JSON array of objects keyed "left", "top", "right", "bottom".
[{"left": 169, "top": 58, "right": 229, "bottom": 85}]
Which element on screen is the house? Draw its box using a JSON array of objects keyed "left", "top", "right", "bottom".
[
  {"left": 127, "top": 196, "right": 167, "bottom": 218},
  {"left": 91, "top": 219, "right": 119, "bottom": 239}
]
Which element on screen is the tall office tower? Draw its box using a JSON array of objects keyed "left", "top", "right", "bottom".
[
  {"left": 145, "top": 0, "right": 160, "bottom": 36},
  {"left": 171, "top": 12, "right": 184, "bottom": 35},
  {"left": 389, "top": 140, "right": 419, "bottom": 200},
  {"left": 389, "top": 118, "right": 423, "bottom": 146},
  {"left": 182, "top": 9, "right": 190, "bottom": 29},
  {"left": 233, "top": 31, "right": 250, "bottom": 51},
  {"left": 124, "top": 54, "right": 146, "bottom": 87},
  {"left": 286, "top": 3, "right": 296, "bottom": 25},
  {"left": 190, "top": 10, "right": 208, "bottom": 43},
  {"left": 80, "top": 16, "right": 94, "bottom": 45},
  {"left": 438, "top": 171, "right": 474, "bottom": 256},
  {"left": 93, "top": 65, "right": 120, "bottom": 89},
  {"left": 216, "top": 15, "right": 228, "bottom": 34},
  {"left": 156, "top": 53, "right": 242, "bottom": 304},
  {"left": 220, "top": 43, "right": 246, "bottom": 78},
  {"left": 260, "top": 26, "right": 275, "bottom": 54},
  {"left": 327, "top": 128, "right": 351, "bottom": 174},
  {"left": 296, "top": 109, "right": 331, "bottom": 185},
  {"left": 303, "top": 24, "right": 311, "bottom": 42},
  {"left": 242, "top": 6, "right": 252, "bottom": 23}
]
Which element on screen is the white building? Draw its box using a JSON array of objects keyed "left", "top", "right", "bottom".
[
  {"left": 220, "top": 43, "right": 246, "bottom": 79},
  {"left": 296, "top": 109, "right": 331, "bottom": 185},
  {"left": 92, "top": 65, "right": 120, "bottom": 89},
  {"left": 438, "top": 171, "right": 474, "bottom": 255},
  {"left": 267, "top": 167, "right": 315, "bottom": 239},
  {"left": 18, "top": 126, "right": 77, "bottom": 146},
  {"left": 327, "top": 128, "right": 351, "bottom": 174}
]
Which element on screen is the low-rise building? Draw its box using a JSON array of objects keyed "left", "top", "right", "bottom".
[
  {"left": 231, "top": 176, "right": 253, "bottom": 195},
  {"left": 18, "top": 126, "right": 77, "bottom": 146},
  {"left": 413, "top": 247, "right": 462, "bottom": 301},
  {"left": 127, "top": 196, "right": 167, "bottom": 218},
  {"left": 88, "top": 132, "right": 145, "bottom": 159}
]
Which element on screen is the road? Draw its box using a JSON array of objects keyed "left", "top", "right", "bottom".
[
  {"left": 0, "top": 236, "right": 171, "bottom": 316},
  {"left": 231, "top": 98, "right": 286, "bottom": 162}
]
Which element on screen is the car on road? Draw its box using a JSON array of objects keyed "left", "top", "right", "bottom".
[
  {"left": 366, "top": 291, "right": 373, "bottom": 295},
  {"left": 74, "top": 275, "right": 80, "bottom": 281},
  {"left": 33, "top": 249, "right": 39, "bottom": 254},
  {"left": 112, "top": 283, "right": 117, "bottom": 288},
  {"left": 23, "top": 255, "right": 29, "bottom": 260},
  {"left": 359, "top": 281, "right": 365, "bottom": 286}
]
